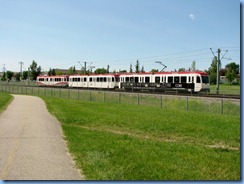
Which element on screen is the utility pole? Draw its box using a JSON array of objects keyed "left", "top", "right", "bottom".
[
  {"left": 210, "top": 48, "right": 228, "bottom": 94},
  {"left": 78, "top": 61, "right": 87, "bottom": 74},
  {"left": 3, "top": 64, "right": 6, "bottom": 73},
  {"left": 84, "top": 62, "right": 86, "bottom": 74},
  {"left": 216, "top": 49, "right": 221, "bottom": 94},
  {"left": 19, "top": 62, "right": 24, "bottom": 78}
]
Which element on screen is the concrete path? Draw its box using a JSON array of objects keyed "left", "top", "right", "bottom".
[{"left": 0, "top": 95, "right": 83, "bottom": 180}]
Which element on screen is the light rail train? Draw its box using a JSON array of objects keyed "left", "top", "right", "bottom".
[{"left": 36, "top": 71, "right": 210, "bottom": 93}]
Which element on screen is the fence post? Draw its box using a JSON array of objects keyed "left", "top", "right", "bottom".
[
  {"left": 160, "top": 96, "right": 163, "bottom": 108},
  {"left": 137, "top": 94, "right": 140, "bottom": 106},
  {"left": 221, "top": 99, "right": 223, "bottom": 114},
  {"left": 104, "top": 91, "right": 106, "bottom": 103},
  {"left": 186, "top": 97, "right": 188, "bottom": 111},
  {"left": 118, "top": 93, "right": 121, "bottom": 104}
]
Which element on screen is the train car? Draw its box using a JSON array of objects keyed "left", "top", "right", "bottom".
[
  {"left": 69, "top": 74, "right": 120, "bottom": 89},
  {"left": 119, "top": 71, "right": 210, "bottom": 93},
  {"left": 36, "top": 75, "right": 69, "bottom": 87}
]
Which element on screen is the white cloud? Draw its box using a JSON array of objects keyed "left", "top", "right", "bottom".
[{"left": 189, "top": 13, "right": 196, "bottom": 20}]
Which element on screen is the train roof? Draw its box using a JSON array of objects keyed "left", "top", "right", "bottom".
[
  {"left": 37, "top": 71, "right": 208, "bottom": 78},
  {"left": 118, "top": 71, "right": 208, "bottom": 75},
  {"left": 37, "top": 75, "right": 69, "bottom": 78},
  {"left": 69, "top": 73, "right": 120, "bottom": 77}
]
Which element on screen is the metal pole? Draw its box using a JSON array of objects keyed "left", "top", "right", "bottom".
[{"left": 216, "top": 48, "right": 220, "bottom": 94}]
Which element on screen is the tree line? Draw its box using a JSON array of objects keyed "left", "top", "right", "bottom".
[
  {"left": 1, "top": 60, "right": 41, "bottom": 82},
  {"left": 1, "top": 59, "right": 240, "bottom": 85}
]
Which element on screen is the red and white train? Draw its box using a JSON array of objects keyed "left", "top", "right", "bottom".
[{"left": 36, "top": 71, "right": 210, "bottom": 93}]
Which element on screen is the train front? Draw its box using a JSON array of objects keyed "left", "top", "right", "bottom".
[{"left": 200, "top": 74, "right": 210, "bottom": 92}]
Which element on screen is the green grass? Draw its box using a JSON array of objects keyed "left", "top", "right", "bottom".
[
  {"left": 0, "top": 92, "right": 13, "bottom": 113},
  {"left": 42, "top": 96, "right": 240, "bottom": 180},
  {"left": 210, "top": 84, "right": 240, "bottom": 95}
]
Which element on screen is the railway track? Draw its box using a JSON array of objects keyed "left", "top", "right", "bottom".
[{"left": 116, "top": 90, "right": 240, "bottom": 99}]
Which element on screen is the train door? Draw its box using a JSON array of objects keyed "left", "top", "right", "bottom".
[
  {"left": 83, "top": 77, "right": 88, "bottom": 88},
  {"left": 194, "top": 75, "right": 201, "bottom": 92},
  {"left": 88, "top": 77, "right": 93, "bottom": 88}
]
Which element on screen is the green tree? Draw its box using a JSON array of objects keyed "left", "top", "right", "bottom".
[
  {"left": 29, "top": 60, "right": 42, "bottom": 80},
  {"left": 135, "top": 60, "right": 140, "bottom": 73},
  {"left": 225, "top": 62, "right": 239, "bottom": 84},
  {"left": 15, "top": 72, "right": 21, "bottom": 81},
  {"left": 141, "top": 65, "right": 145, "bottom": 73},
  {"left": 94, "top": 68, "right": 107, "bottom": 74},
  {"left": 1, "top": 72, "right": 6, "bottom": 81},
  {"left": 22, "top": 71, "right": 28, "bottom": 80},
  {"left": 119, "top": 70, "right": 127, "bottom": 73},
  {"left": 48, "top": 68, "right": 56, "bottom": 76},
  {"left": 68, "top": 66, "right": 77, "bottom": 75},
  {"left": 107, "top": 65, "right": 110, "bottom": 73},
  {"left": 190, "top": 60, "right": 196, "bottom": 71},
  {"left": 208, "top": 56, "right": 221, "bottom": 84},
  {"left": 129, "top": 64, "right": 133, "bottom": 73},
  {"left": 6, "top": 71, "right": 14, "bottom": 80},
  {"left": 151, "top": 69, "right": 158, "bottom": 74},
  {"left": 178, "top": 68, "right": 186, "bottom": 72}
]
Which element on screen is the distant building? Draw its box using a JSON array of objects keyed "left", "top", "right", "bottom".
[{"left": 220, "top": 76, "right": 227, "bottom": 84}]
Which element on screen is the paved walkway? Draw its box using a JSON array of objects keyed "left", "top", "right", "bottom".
[{"left": 0, "top": 95, "right": 83, "bottom": 180}]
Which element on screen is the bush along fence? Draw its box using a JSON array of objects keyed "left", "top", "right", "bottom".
[{"left": 0, "top": 84, "right": 240, "bottom": 116}]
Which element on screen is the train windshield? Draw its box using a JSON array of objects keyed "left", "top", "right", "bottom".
[{"left": 202, "top": 76, "right": 209, "bottom": 83}]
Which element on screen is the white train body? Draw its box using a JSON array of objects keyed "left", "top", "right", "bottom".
[
  {"left": 36, "top": 75, "right": 69, "bottom": 87},
  {"left": 69, "top": 74, "right": 120, "bottom": 89},
  {"left": 36, "top": 72, "right": 210, "bottom": 93}
]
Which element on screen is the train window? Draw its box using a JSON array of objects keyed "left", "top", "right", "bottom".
[
  {"left": 126, "top": 77, "right": 129, "bottom": 82},
  {"left": 130, "top": 77, "right": 133, "bottom": 82},
  {"left": 89, "top": 78, "right": 92, "bottom": 82},
  {"left": 100, "top": 77, "right": 103, "bottom": 82},
  {"left": 116, "top": 77, "right": 120, "bottom": 82},
  {"left": 104, "top": 77, "right": 107, "bottom": 82},
  {"left": 134, "top": 77, "right": 139, "bottom": 83},
  {"left": 202, "top": 76, "right": 209, "bottom": 83},
  {"left": 197, "top": 76, "right": 201, "bottom": 83},
  {"left": 192, "top": 77, "right": 194, "bottom": 83},
  {"left": 155, "top": 77, "right": 160, "bottom": 83},
  {"left": 181, "top": 76, "right": 187, "bottom": 83},
  {"left": 174, "top": 76, "right": 179, "bottom": 83},
  {"left": 145, "top": 77, "right": 150, "bottom": 83},
  {"left": 168, "top": 77, "right": 173, "bottom": 83},
  {"left": 77, "top": 78, "right": 80, "bottom": 82},
  {"left": 141, "top": 77, "right": 144, "bottom": 83},
  {"left": 112, "top": 77, "right": 115, "bottom": 82},
  {"left": 84, "top": 78, "right": 87, "bottom": 82}
]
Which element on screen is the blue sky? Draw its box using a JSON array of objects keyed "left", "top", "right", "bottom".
[{"left": 0, "top": 0, "right": 240, "bottom": 73}]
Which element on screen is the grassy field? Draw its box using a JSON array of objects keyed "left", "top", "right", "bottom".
[
  {"left": 0, "top": 93, "right": 13, "bottom": 113},
  {"left": 210, "top": 84, "right": 240, "bottom": 95},
  {"left": 42, "top": 96, "right": 240, "bottom": 180}
]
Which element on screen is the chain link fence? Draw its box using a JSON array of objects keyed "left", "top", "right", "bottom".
[{"left": 0, "top": 84, "right": 240, "bottom": 116}]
